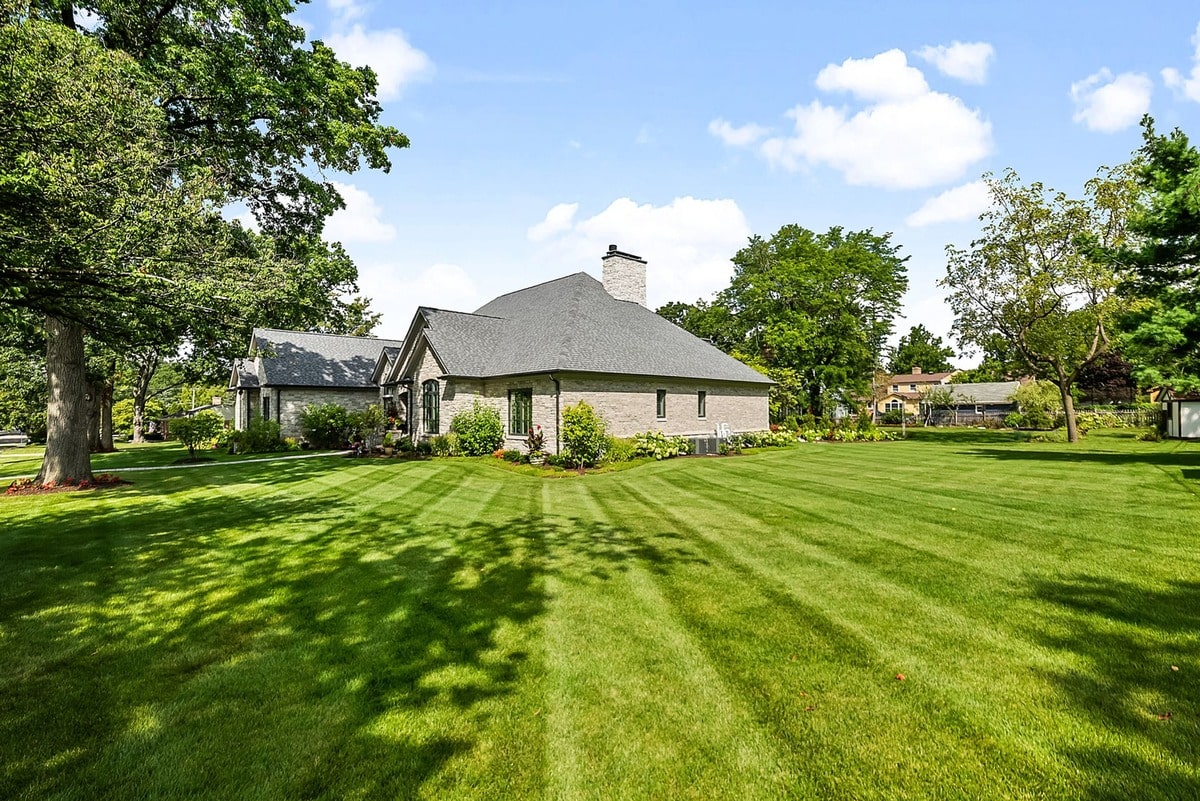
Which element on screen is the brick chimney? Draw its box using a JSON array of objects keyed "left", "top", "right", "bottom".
[
  {"left": 601, "top": 244, "right": 647, "bottom": 306},
  {"left": 912, "top": 366, "right": 922, "bottom": 375}
]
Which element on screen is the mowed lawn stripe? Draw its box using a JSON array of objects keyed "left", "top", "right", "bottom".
[
  {"left": 538, "top": 478, "right": 791, "bottom": 800},
  {"left": 608, "top": 467, "right": 1085, "bottom": 798}
]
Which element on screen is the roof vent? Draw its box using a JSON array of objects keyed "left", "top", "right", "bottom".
[{"left": 601, "top": 245, "right": 647, "bottom": 306}]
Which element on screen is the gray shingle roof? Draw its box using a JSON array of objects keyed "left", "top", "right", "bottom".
[
  {"left": 946, "top": 381, "right": 1020, "bottom": 404},
  {"left": 229, "top": 358, "right": 260, "bottom": 389},
  {"left": 418, "top": 272, "right": 771, "bottom": 384},
  {"left": 250, "top": 329, "right": 405, "bottom": 388}
]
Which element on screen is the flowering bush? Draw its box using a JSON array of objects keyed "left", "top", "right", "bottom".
[
  {"left": 733, "top": 430, "right": 797, "bottom": 448},
  {"left": 632, "top": 431, "right": 692, "bottom": 460},
  {"left": 525, "top": 425, "right": 546, "bottom": 455}
]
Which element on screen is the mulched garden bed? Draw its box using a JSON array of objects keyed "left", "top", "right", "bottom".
[{"left": 5, "top": 474, "right": 130, "bottom": 496}]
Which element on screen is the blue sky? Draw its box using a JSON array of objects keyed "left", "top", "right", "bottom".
[{"left": 293, "top": 1, "right": 1200, "bottom": 363}]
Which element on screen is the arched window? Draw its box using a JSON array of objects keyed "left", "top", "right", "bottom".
[{"left": 422, "top": 379, "right": 440, "bottom": 434}]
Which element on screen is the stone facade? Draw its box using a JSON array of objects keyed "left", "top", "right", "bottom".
[
  {"left": 274, "top": 387, "right": 380, "bottom": 439},
  {"left": 601, "top": 247, "right": 647, "bottom": 307},
  {"left": 407, "top": 334, "right": 768, "bottom": 451}
]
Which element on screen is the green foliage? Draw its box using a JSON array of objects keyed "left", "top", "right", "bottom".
[
  {"left": 889, "top": 325, "right": 956, "bottom": 374},
  {"left": 300, "top": 403, "right": 351, "bottom": 449},
  {"left": 941, "top": 168, "right": 1137, "bottom": 441},
  {"left": 733, "top": 430, "right": 798, "bottom": 448},
  {"left": 525, "top": 425, "right": 547, "bottom": 455},
  {"left": 601, "top": 436, "right": 638, "bottom": 464},
  {"left": 239, "top": 419, "right": 285, "bottom": 454},
  {"left": 631, "top": 431, "right": 692, "bottom": 460},
  {"left": 561, "top": 401, "right": 607, "bottom": 467},
  {"left": 502, "top": 449, "right": 523, "bottom": 464},
  {"left": 0, "top": 340, "right": 46, "bottom": 442},
  {"left": 170, "top": 411, "right": 223, "bottom": 458},
  {"left": 348, "top": 404, "right": 386, "bottom": 447},
  {"left": 1003, "top": 412, "right": 1024, "bottom": 429},
  {"left": 450, "top": 401, "right": 505, "bottom": 456},
  {"left": 1119, "top": 119, "right": 1200, "bottom": 392},
  {"left": 1013, "top": 381, "right": 1063, "bottom": 430},
  {"left": 112, "top": 397, "right": 167, "bottom": 437},
  {"left": 725, "top": 226, "right": 908, "bottom": 419},
  {"left": 430, "top": 433, "right": 459, "bottom": 457},
  {"left": 415, "top": 439, "right": 432, "bottom": 456},
  {"left": 797, "top": 425, "right": 899, "bottom": 443}
]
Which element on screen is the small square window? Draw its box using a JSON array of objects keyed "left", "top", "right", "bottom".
[
  {"left": 656, "top": 389, "right": 667, "bottom": 419},
  {"left": 909, "top": 384, "right": 917, "bottom": 391},
  {"left": 891, "top": 385, "right": 898, "bottom": 392},
  {"left": 697, "top": 390, "right": 707, "bottom": 419}
]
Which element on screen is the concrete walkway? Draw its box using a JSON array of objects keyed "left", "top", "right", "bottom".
[{"left": 1, "top": 450, "right": 351, "bottom": 483}]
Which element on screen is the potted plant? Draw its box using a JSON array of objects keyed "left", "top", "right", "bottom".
[
  {"left": 382, "top": 431, "right": 395, "bottom": 456},
  {"left": 526, "top": 425, "right": 546, "bottom": 465}
]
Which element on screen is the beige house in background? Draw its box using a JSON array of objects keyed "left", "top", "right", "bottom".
[
  {"left": 874, "top": 368, "right": 958, "bottom": 417},
  {"left": 383, "top": 246, "right": 773, "bottom": 452}
]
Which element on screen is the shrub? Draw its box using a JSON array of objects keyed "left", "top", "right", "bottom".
[
  {"left": 450, "top": 401, "right": 505, "bottom": 456},
  {"left": 430, "top": 433, "right": 459, "bottom": 456},
  {"left": 300, "top": 403, "right": 350, "bottom": 448},
  {"left": 415, "top": 439, "right": 432, "bottom": 456},
  {"left": 1003, "top": 412, "right": 1024, "bottom": 429},
  {"left": 561, "top": 401, "right": 607, "bottom": 467},
  {"left": 397, "top": 437, "right": 415, "bottom": 453},
  {"left": 1013, "top": 381, "right": 1062, "bottom": 430},
  {"left": 349, "top": 403, "right": 386, "bottom": 447},
  {"left": 546, "top": 452, "right": 568, "bottom": 467},
  {"left": 734, "top": 430, "right": 796, "bottom": 448},
  {"left": 719, "top": 439, "right": 742, "bottom": 455},
  {"left": 502, "top": 449, "right": 523, "bottom": 463},
  {"left": 880, "top": 409, "right": 905, "bottom": 425},
  {"left": 632, "top": 431, "right": 692, "bottom": 460},
  {"left": 602, "top": 435, "right": 637, "bottom": 464},
  {"left": 171, "top": 411, "right": 224, "bottom": 458}
]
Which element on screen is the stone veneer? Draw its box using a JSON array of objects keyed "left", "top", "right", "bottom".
[
  {"left": 601, "top": 247, "right": 647, "bottom": 307},
  {"left": 408, "top": 336, "right": 769, "bottom": 451}
]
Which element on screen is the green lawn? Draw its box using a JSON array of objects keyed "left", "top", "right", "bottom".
[
  {"left": 0, "top": 441, "right": 341, "bottom": 480},
  {"left": 1, "top": 431, "right": 1197, "bottom": 799}
]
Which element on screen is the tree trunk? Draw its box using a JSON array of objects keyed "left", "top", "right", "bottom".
[
  {"left": 87, "top": 382, "right": 101, "bottom": 452},
  {"left": 36, "top": 316, "right": 95, "bottom": 485},
  {"left": 1060, "top": 382, "right": 1079, "bottom": 443},
  {"left": 99, "top": 374, "right": 115, "bottom": 452},
  {"left": 131, "top": 349, "right": 160, "bottom": 443}
]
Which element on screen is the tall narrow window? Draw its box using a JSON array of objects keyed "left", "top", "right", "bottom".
[
  {"left": 262, "top": 395, "right": 271, "bottom": 421},
  {"left": 697, "top": 390, "right": 707, "bottom": 419},
  {"left": 422, "top": 380, "right": 440, "bottom": 434},
  {"left": 509, "top": 389, "right": 533, "bottom": 435},
  {"left": 656, "top": 389, "right": 667, "bottom": 419}
]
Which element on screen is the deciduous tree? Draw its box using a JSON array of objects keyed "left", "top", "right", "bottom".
[
  {"left": 941, "top": 169, "right": 1137, "bottom": 442},
  {"left": 889, "top": 324, "right": 956, "bottom": 374}
]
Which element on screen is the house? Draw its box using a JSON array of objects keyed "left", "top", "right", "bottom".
[
  {"left": 1161, "top": 390, "right": 1200, "bottom": 439},
  {"left": 229, "top": 328, "right": 404, "bottom": 438},
  {"left": 923, "top": 381, "right": 1021, "bottom": 425},
  {"left": 875, "top": 368, "right": 958, "bottom": 417},
  {"left": 382, "top": 245, "right": 772, "bottom": 452}
]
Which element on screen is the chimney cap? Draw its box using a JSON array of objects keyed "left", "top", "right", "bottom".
[
  {"left": 601, "top": 245, "right": 647, "bottom": 264},
  {"left": 608, "top": 244, "right": 617, "bottom": 252}
]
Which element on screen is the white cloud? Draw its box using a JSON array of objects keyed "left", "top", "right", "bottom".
[
  {"left": 410, "top": 263, "right": 482, "bottom": 311},
  {"left": 1070, "top": 69, "right": 1153, "bottom": 132},
  {"left": 527, "top": 202, "right": 579, "bottom": 242},
  {"left": 357, "top": 262, "right": 484, "bottom": 338},
  {"left": 721, "top": 49, "right": 991, "bottom": 190},
  {"left": 323, "top": 182, "right": 396, "bottom": 243},
  {"left": 1162, "top": 21, "right": 1200, "bottom": 102},
  {"left": 915, "top": 42, "right": 995, "bottom": 84},
  {"left": 708, "top": 118, "right": 770, "bottom": 147},
  {"left": 529, "top": 196, "right": 752, "bottom": 307},
  {"left": 815, "top": 49, "right": 929, "bottom": 101},
  {"left": 761, "top": 91, "right": 992, "bottom": 189},
  {"left": 327, "top": 0, "right": 365, "bottom": 23},
  {"left": 905, "top": 180, "right": 991, "bottom": 227},
  {"left": 325, "top": 25, "right": 433, "bottom": 100}
]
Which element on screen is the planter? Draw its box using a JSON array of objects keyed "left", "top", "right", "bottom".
[
  {"left": 383, "top": 447, "right": 394, "bottom": 456},
  {"left": 528, "top": 453, "right": 545, "bottom": 466}
]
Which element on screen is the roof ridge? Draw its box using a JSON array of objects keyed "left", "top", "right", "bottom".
[
  {"left": 422, "top": 307, "right": 504, "bottom": 320},
  {"left": 254, "top": 327, "right": 402, "bottom": 343},
  {"left": 477, "top": 271, "right": 596, "bottom": 308}
]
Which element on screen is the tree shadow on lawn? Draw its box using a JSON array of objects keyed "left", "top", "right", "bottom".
[
  {"left": 0, "top": 477, "right": 704, "bottom": 799},
  {"left": 963, "top": 447, "right": 1200, "bottom": 469},
  {"left": 1025, "top": 574, "right": 1200, "bottom": 800}
]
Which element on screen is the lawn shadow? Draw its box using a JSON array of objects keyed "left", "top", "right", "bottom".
[
  {"left": 964, "top": 447, "right": 1200, "bottom": 469},
  {"left": 1025, "top": 574, "right": 1200, "bottom": 800},
  {"left": 0, "top": 470, "right": 703, "bottom": 799}
]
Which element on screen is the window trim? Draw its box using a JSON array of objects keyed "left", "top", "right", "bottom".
[
  {"left": 422, "top": 379, "right": 440, "bottom": 434},
  {"left": 697, "top": 390, "right": 707, "bottom": 419},
  {"left": 656, "top": 389, "right": 667, "bottom": 419},
  {"left": 509, "top": 388, "right": 533, "bottom": 436}
]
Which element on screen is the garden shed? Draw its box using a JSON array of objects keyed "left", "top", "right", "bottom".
[{"left": 1161, "top": 391, "right": 1200, "bottom": 439}]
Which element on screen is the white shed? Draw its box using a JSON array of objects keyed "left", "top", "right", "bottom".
[{"left": 1162, "top": 392, "right": 1200, "bottom": 439}]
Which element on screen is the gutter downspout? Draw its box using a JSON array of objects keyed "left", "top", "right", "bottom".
[{"left": 549, "top": 374, "right": 561, "bottom": 455}]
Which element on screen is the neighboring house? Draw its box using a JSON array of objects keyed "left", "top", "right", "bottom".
[
  {"left": 875, "top": 368, "right": 958, "bottom": 417},
  {"left": 229, "top": 328, "right": 404, "bottom": 438},
  {"left": 923, "top": 381, "right": 1021, "bottom": 425},
  {"left": 382, "top": 245, "right": 773, "bottom": 452},
  {"left": 1161, "top": 390, "right": 1200, "bottom": 439}
]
